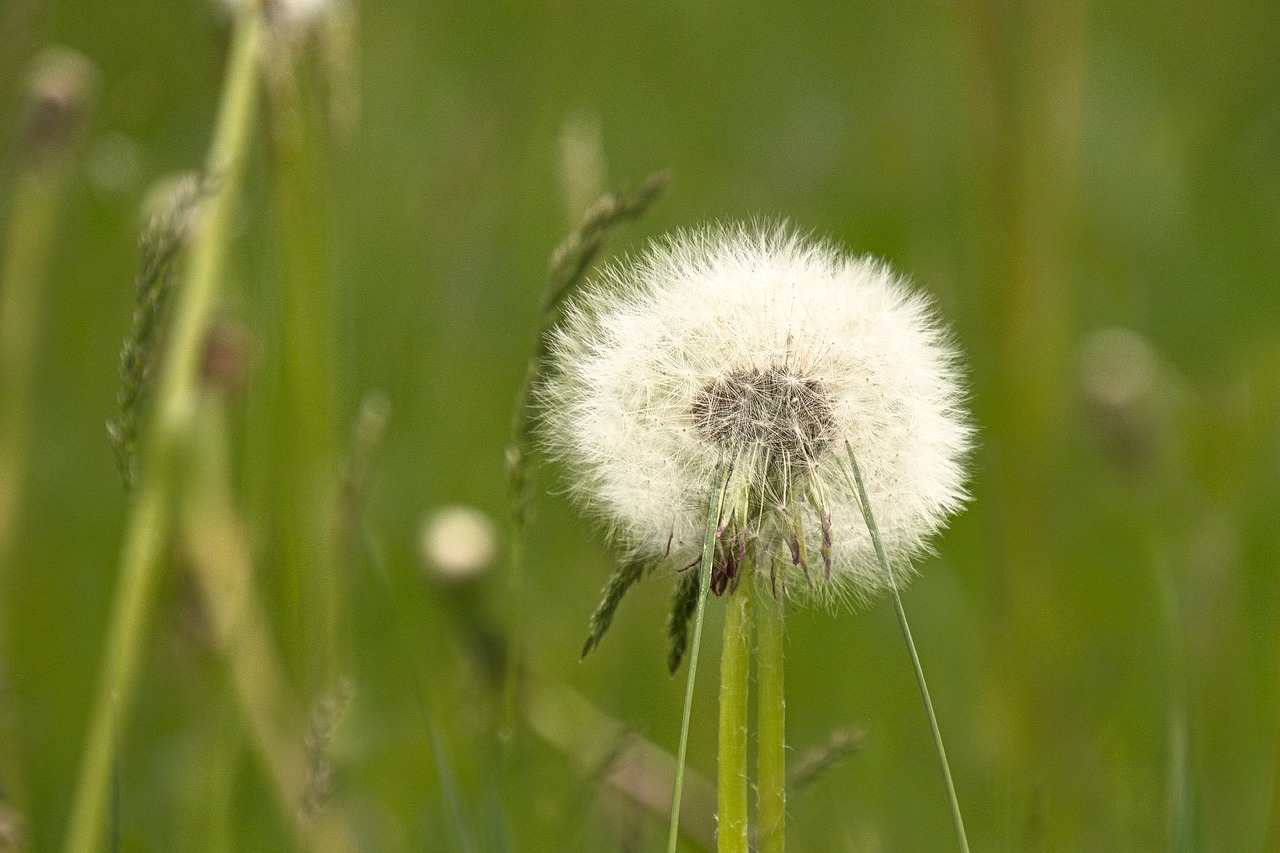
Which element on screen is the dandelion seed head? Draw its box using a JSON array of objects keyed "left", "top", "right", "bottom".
[{"left": 540, "top": 223, "right": 972, "bottom": 606}]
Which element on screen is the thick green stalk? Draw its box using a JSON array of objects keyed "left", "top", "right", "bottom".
[
  {"left": 0, "top": 127, "right": 75, "bottom": 822},
  {"left": 0, "top": 48, "right": 94, "bottom": 564},
  {"left": 62, "top": 11, "right": 263, "bottom": 853},
  {"left": 718, "top": 567, "right": 753, "bottom": 853},
  {"left": 756, "top": 575, "right": 786, "bottom": 853},
  {"left": 264, "top": 32, "right": 339, "bottom": 689},
  {"left": 0, "top": 171, "right": 62, "bottom": 562},
  {"left": 845, "top": 441, "right": 970, "bottom": 853},
  {"left": 666, "top": 458, "right": 732, "bottom": 853},
  {"left": 0, "top": 67, "right": 96, "bottom": 813}
]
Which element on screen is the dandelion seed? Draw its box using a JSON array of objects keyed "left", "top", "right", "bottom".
[{"left": 540, "top": 223, "right": 972, "bottom": 606}]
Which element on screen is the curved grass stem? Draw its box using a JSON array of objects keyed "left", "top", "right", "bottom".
[
  {"left": 844, "top": 441, "right": 971, "bottom": 853},
  {"left": 666, "top": 457, "right": 732, "bottom": 853}
]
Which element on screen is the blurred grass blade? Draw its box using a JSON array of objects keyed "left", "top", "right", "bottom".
[
  {"left": 357, "top": 523, "right": 482, "bottom": 853},
  {"left": 262, "top": 13, "right": 342, "bottom": 690},
  {"left": 0, "top": 47, "right": 95, "bottom": 553},
  {"left": 787, "top": 727, "right": 863, "bottom": 792},
  {"left": 523, "top": 680, "right": 717, "bottom": 851},
  {"left": 179, "top": 399, "right": 357, "bottom": 851},
  {"left": 62, "top": 9, "right": 265, "bottom": 852},
  {"left": 504, "top": 170, "right": 670, "bottom": 741},
  {"left": 0, "top": 45, "right": 95, "bottom": 824}
]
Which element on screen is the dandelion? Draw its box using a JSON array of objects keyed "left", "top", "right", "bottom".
[
  {"left": 539, "top": 221, "right": 974, "bottom": 853},
  {"left": 541, "top": 222, "right": 971, "bottom": 606}
]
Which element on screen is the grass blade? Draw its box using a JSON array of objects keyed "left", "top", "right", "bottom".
[{"left": 843, "top": 440, "right": 970, "bottom": 853}]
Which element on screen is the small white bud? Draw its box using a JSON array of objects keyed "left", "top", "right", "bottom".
[{"left": 419, "top": 505, "right": 499, "bottom": 583}]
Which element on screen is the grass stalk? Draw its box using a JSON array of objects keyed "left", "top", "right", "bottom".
[
  {"left": 756, "top": 573, "right": 786, "bottom": 853},
  {"left": 179, "top": 401, "right": 353, "bottom": 852},
  {"left": 1148, "top": 535, "right": 1199, "bottom": 852},
  {"left": 263, "top": 25, "right": 339, "bottom": 689},
  {"left": 523, "top": 679, "right": 717, "bottom": 850},
  {"left": 358, "top": 526, "right": 481, "bottom": 853},
  {"left": 666, "top": 457, "right": 732, "bottom": 853},
  {"left": 717, "top": 565, "right": 753, "bottom": 853},
  {"left": 62, "top": 10, "right": 264, "bottom": 852},
  {"left": 506, "top": 172, "right": 670, "bottom": 744},
  {"left": 844, "top": 441, "right": 970, "bottom": 853},
  {"left": 0, "top": 158, "right": 68, "bottom": 560},
  {"left": 0, "top": 47, "right": 95, "bottom": 596},
  {"left": 0, "top": 49, "right": 94, "bottom": 817}
]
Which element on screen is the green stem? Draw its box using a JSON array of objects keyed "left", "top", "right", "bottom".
[
  {"left": 0, "top": 48, "right": 93, "bottom": 564},
  {"left": 264, "top": 30, "right": 338, "bottom": 690},
  {"left": 0, "top": 128, "right": 76, "bottom": 824},
  {"left": 181, "top": 399, "right": 357, "bottom": 852},
  {"left": 666, "top": 458, "right": 732, "bottom": 853},
  {"left": 718, "top": 566, "right": 753, "bottom": 853},
  {"left": 756, "top": 573, "right": 786, "bottom": 853},
  {"left": 62, "top": 11, "right": 264, "bottom": 853},
  {"left": 0, "top": 169, "right": 63, "bottom": 562},
  {"left": 845, "top": 441, "right": 970, "bottom": 853}
]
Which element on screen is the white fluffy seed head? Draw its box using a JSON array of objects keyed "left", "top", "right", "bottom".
[{"left": 539, "top": 223, "right": 973, "bottom": 607}]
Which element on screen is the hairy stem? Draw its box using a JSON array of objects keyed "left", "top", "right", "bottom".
[
  {"left": 757, "top": 574, "right": 786, "bottom": 853},
  {"left": 845, "top": 441, "right": 970, "bottom": 853},
  {"left": 718, "top": 565, "right": 753, "bottom": 853},
  {"left": 666, "top": 457, "right": 732, "bottom": 853}
]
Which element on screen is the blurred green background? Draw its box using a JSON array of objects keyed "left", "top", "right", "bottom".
[{"left": 2, "top": 0, "right": 1279, "bottom": 850}]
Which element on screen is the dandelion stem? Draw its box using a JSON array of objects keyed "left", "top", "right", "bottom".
[
  {"left": 718, "top": 563, "right": 753, "bottom": 853},
  {"left": 62, "top": 9, "right": 264, "bottom": 853},
  {"left": 757, "top": 573, "right": 786, "bottom": 853},
  {"left": 845, "top": 441, "right": 970, "bottom": 853},
  {"left": 667, "top": 457, "right": 732, "bottom": 853}
]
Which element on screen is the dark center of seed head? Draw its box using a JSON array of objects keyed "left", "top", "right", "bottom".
[{"left": 690, "top": 366, "right": 837, "bottom": 464}]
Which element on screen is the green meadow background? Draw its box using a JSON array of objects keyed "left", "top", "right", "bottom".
[{"left": 2, "top": 1, "right": 1279, "bottom": 850}]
